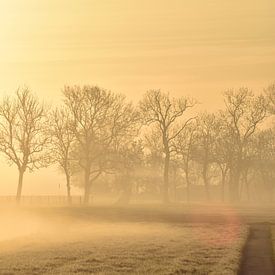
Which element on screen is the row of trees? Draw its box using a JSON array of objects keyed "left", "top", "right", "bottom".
[{"left": 0, "top": 85, "right": 274, "bottom": 204}]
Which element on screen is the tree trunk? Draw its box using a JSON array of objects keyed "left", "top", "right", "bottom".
[
  {"left": 65, "top": 172, "right": 72, "bottom": 204},
  {"left": 185, "top": 169, "right": 191, "bottom": 203},
  {"left": 229, "top": 168, "right": 240, "bottom": 202},
  {"left": 268, "top": 183, "right": 273, "bottom": 203},
  {"left": 83, "top": 167, "right": 90, "bottom": 205},
  {"left": 16, "top": 169, "right": 24, "bottom": 203},
  {"left": 186, "top": 178, "right": 190, "bottom": 203},
  {"left": 116, "top": 176, "right": 132, "bottom": 206},
  {"left": 172, "top": 168, "right": 177, "bottom": 202},
  {"left": 221, "top": 172, "right": 226, "bottom": 202},
  {"left": 163, "top": 152, "right": 170, "bottom": 203},
  {"left": 202, "top": 162, "right": 210, "bottom": 201},
  {"left": 244, "top": 173, "right": 250, "bottom": 202},
  {"left": 228, "top": 152, "right": 242, "bottom": 203}
]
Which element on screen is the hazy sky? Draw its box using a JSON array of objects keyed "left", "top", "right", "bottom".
[{"left": 0, "top": 0, "right": 274, "bottom": 195}]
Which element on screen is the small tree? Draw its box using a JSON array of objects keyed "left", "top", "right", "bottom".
[
  {"left": 140, "top": 90, "right": 196, "bottom": 203},
  {"left": 51, "top": 107, "right": 75, "bottom": 204},
  {"left": 0, "top": 88, "right": 49, "bottom": 202}
]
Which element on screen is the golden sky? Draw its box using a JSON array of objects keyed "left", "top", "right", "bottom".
[{"left": 0, "top": 0, "right": 274, "bottom": 195}]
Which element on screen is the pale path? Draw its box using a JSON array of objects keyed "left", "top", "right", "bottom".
[{"left": 239, "top": 224, "right": 274, "bottom": 275}]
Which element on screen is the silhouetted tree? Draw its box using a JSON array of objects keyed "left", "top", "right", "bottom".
[
  {"left": 213, "top": 115, "right": 232, "bottom": 201},
  {"left": 249, "top": 129, "right": 275, "bottom": 202},
  {"left": 114, "top": 140, "right": 144, "bottom": 205},
  {"left": 140, "top": 90, "right": 196, "bottom": 203},
  {"left": 173, "top": 121, "right": 197, "bottom": 202},
  {"left": 222, "top": 88, "right": 268, "bottom": 202},
  {"left": 63, "top": 85, "right": 139, "bottom": 204},
  {"left": 51, "top": 107, "right": 75, "bottom": 204},
  {"left": 195, "top": 113, "right": 218, "bottom": 200},
  {"left": 0, "top": 88, "right": 49, "bottom": 202}
]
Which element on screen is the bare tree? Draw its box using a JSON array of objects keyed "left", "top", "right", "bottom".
[
  {"left": 173, "top": 121, "right": 197, "bottom": 202},
  {"left": 63, "top": 85, "right": 140, "bottom": 204},
  {"left": 213, "top": 115, "right": 232, "bottom": 201},
  {"left": 110, "top": 108, "right": 142, "bottom": 205},
  {"left": 139, "top": 90, "right": 196, "bottom": 203},
  {"left": 222, "top": 88, "right": 268, "bottom": 201},
  {"left": 50, "top": 107, "right": 75, "bottom": 204},
  {"left": 0, "top": 88, "right": 49, "bottom": 202},
  {"left": 114, "top": 140, "right": 144, "bottom": 205},
  {"left": 248, "top": 129, "right": 275, "bottom": 202},
  {"left": 194, "top": 113, "right": 218, "bottom": 200}
]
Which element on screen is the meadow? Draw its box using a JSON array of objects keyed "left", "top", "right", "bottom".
[{"left": 0, "top": 204, "right": 261, "bottom": 274}]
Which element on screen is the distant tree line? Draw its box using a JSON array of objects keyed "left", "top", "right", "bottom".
[{"left": 0, "top": 84, "right": 275, "bottom": 204}]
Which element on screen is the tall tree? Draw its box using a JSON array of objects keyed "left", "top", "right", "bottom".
[
  {"left": 140, "top": 90, "right": 196, "bottom": 203},
  {"left": 249, "top": 129, "right": 275, "bottom": 202},
  {"left": 195, "top": 113, "right": 218, "bottom": 200},
  {"left": 213, "top": 115, "right": 232, "bottom": 201},
  {"left": 51, "top": 107, "right": 75, "bottom": 204},
  {"left": 173, "top": 121, "right": 197, "bottom": 202},
  {"left": 63, "top": 85, "right": 139, "bottom": 204},
  {"left": 0, "top": 88, "right": 49, "bottom": 202},
  {"left": 222, "top": 88, "right": 268, "bottom": 201}
]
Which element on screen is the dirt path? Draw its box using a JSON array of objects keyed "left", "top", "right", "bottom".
[{"left": 239, "top": 224, "right": 274, "bottom": 275}]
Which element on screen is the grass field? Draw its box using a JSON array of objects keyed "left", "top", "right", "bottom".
[{"left": 0, "top": 205, "right": 249, "bottom": 275}]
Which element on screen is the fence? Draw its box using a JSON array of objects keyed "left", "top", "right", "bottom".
[{"left": 0, "top": 195, "right": 94, "bottom": 206}]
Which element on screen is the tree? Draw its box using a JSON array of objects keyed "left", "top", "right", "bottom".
[
  {"left": 0, "top": 88, "right": 49, "bottom": 202},
  {"left": 222, "top": 88, "right": 268, "bottom": 201},
  {"left": 139, "top": 90, "right": 196, "bottom": 203},
  {"left": 195, "top": 113, "right": 218, "bottom": 200},
  {"left": 173, "top": 121, "right": 197, "bottom": 202},
  {"left": 50, "top": 107, "right": 75, "bottom": 204},
  {"left": 249, "top": 129, "right": 275, "bottom": 202},
  {"left": 110, "top": 109, "right": 142, "bottom": 205},
  {"left": 114, "top": 140, "right": 144, "bottom": 205},
  {"left": 213, "top": 115, "right": 232, "bottom": 201},
  {"left": 63, "top": 85, "right": 140, "bottom": 204}
]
